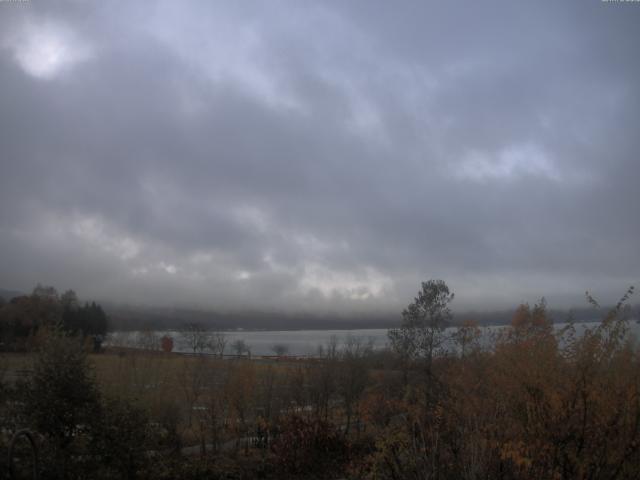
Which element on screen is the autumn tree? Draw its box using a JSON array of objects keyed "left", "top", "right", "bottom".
[
  {"left": 161, "top": 335, "right": 174, "bottom": 352},
  {"left": 3, "top": 285, "right": 62, "bottom": 348},
  {"left": 509, "top": 298, "right": 553, "bottom": 342}
]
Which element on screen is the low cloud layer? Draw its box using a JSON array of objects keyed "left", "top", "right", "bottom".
[{"left": 1, "top": 1, "right": 638, "bottom": 314}]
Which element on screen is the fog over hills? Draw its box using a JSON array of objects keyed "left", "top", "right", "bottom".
[{"left": 6, "top": 283, "right": 633, "bottom": 331}]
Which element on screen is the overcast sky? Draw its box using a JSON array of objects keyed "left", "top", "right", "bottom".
[{"left": 0, "top": 0, "right": 638, "bottom": 314}]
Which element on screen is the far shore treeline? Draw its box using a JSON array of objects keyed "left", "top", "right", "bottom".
[
  {"left": 0, "top": 284, "right": 108, "bottom": 352},
  {"left": 0, "top": 284, "right": 620, "bottom": 336}
]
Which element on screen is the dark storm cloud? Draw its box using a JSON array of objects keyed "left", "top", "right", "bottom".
[{"left": 0, "top": 0, "right": 638, "bottom": 313}]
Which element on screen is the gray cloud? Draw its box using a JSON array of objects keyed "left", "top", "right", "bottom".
[{"left": 0, "top": 0, "right": 639, "bottom": 314}]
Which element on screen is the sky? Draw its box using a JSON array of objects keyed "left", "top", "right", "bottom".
[{"left": 0, "top": 0, "right": 639, "bottom": 315}]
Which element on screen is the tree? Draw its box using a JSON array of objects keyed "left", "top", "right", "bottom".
[
  {"left": 452, "top": 319, "right": 481, "bottom": 358},
  {"left": 308, "top": 342, "right": 339, "bottom": 422},
  {"left": 21, "top": 328, "right": 101, "bottom": 477},
  {"left": 509, "top": 298, "right": 553, "bottom": 342},
  {"left": 90, "top": 397, "right": 153, "bottom": 480},
  {"left": 178, "top": 356, "right": 209, "bottom": 454},
  {"left": 231, "top": 339, "right": 250, "bottom": 357},
  {"left": 86, "top": 302, "right": 108, "bottom": 337},
  {"left": 271, "top": 343, "right": 290, "bottom": 356},
  {"left": 270, "top": 415, "right": 349, "bottom": 476},
  {"left": 388, "top": 279, "right": 454, "bottom": 401},
  {"left": 1, "top": 289, "right": 62, "bottom": 350},
  {"left": 208, "top": 330, "right": 227, "bottom": 357},
  {"left": 337, "top": 335, "right": 373, "bottom": 434},
  {"left": 137, "top": 328, "right": 160, "bottom": 351},
  {"left": 180, "top": 322, "right": 211, "bottom": 354},
  {"left": 225, "top": 362, "right": 257, "bottom": 454},
  {"left": 32, "top": 284, "right": 59, "bottom": 301},
  {"left": 60, "top": 289, "right": 79, "bottom": 310},
  {"left": 61, "top": 297, "right": 108, "bottom": 351},
  {"left": 389, "top": 279, "right": 453, "bottom": 373},
  {"left": 161, "top": 335, "right": 174, "bottom": 353}
]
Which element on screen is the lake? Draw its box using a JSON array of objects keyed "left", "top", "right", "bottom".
[{"left": 108, "top": 320, "right": 640, "bottom": 356}]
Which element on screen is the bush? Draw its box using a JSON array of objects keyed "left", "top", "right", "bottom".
[
  {"left": 20, "top": 328, "right": 100, "bottom": 479},
  {"left": 270, "top": 415, "right": 349, "bottom": 476},
  {"left": 90, "top": 397, "right": 154, "bottom": 479}
]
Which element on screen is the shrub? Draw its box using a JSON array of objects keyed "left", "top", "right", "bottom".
[{"left": 270, "top": 415, "right": 349, "bottom": 476}]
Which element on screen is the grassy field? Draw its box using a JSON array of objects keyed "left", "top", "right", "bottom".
[{"left": 10, "top": 348, "right": 334, "bottom": 451}]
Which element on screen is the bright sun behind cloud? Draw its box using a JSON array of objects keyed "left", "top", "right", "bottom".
[{"left": 8, "top": 21, "right": 91, "bottom": 79}]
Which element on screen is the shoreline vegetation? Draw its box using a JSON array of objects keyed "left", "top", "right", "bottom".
[
  {"left": 1, "top": 281, "right": 640, "bottom": 479},
  {"left": 105, "top": 319, "right": 637, "bottom": 358}
]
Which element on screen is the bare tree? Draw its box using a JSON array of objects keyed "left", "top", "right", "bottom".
[
  {"left": 231, "top": 339, "right": 250, "bottom": 357},
  {"left": 137, "top": 328, "right": 160, "bottom": 351},
  {"left": 271, "top": 343, "right": 290, "bottom": 356},
  {"left": 338, "top": 335, "right": 373, "bottom": 434},
  {"left": 180, "top": 322, "right": 211, "bottom": 354},
  {"left": 308, "top": 354, "right": 337, "bottom": 422},
  {"left": 178, "top": 356, "right": 209, "bottom": 454},
  {"left": 208, "top": 330, "right": 228, "bottom": 357}
]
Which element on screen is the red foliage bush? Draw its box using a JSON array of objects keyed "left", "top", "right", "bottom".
[{"left": 161, "top": 335, "right": 174, "bottom": 353}]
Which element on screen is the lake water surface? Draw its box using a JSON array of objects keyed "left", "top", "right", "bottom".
[{"left": 109, "top": 320, "right": 640, "bottom": 356}]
